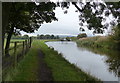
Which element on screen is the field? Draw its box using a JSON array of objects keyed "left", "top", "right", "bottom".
[
  {"left": 4, "top": 39, "right": 29, "bottom": 56},
  {"left": 4, "top": 39, "right": 99, "bottom": 81},
  {"left": 4, "top": 39, "right": 25, "bottom": 48}
]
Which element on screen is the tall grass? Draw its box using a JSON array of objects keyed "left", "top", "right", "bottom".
[
  {"left": 5, "top": 40, "right": 41, "bottom": 81},
  {"left": 76, "top": 36, "right": 117, "bottom": 50}
]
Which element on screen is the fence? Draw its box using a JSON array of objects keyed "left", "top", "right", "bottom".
[{"left": 2, "top": 37, "right": 32, "bottom": 80}]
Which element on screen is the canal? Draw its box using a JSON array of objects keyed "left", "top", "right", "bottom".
[{"left": 46, "top": 41, "right": 120, "bottom": 81}]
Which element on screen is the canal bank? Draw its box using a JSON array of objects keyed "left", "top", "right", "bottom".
[{"left": 76, "top": 36, "right": 120, "bottom": 50}]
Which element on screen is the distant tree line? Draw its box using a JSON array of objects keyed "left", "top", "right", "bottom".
[
  {"left": 9, "top": 34, "right": 60, "bottom": 40},
  {"left": 37, "top": 34, "right": 59, "bottom": 39},
  {"left": 7, "top": 34, "right": 30, "bottom": 39}
]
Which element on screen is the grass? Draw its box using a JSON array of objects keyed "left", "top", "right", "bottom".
[
  {"left": 5, "top": 40, "right": 40, "bottom": 81},
  {"left": 35, "top": 40, "right": 99, "bottom": 81},
  {"left": 4, "top": 39, "right": 25, "bottom": 48},
  {"left": 3, "top": 39, "right": 33, "bottom": 81},
  {"left": 76, "top": 36, "right": 115, "bottom": 50},
  {"left": 4, "top": 39, "right": 27, "bottom": 57},
  {"left": 4, "top": 39, "right": 100, "bottom": 81}
]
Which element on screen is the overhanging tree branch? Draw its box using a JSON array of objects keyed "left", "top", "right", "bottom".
[{"left": 72, "top": 2, "right": 83, "bottom": 12}]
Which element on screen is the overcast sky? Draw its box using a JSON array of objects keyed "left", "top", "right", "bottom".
[{"left": 21, "top": 2, "right": 113, "bottom": 37}]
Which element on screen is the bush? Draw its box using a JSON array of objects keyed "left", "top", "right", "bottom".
[
  {"left": 109, "top": 25, "right": 120, "bottom": 49},
  {"left": 66, "top": 37, "right": 71, "bottom": 41},
  {"left": 77, "top": 33, "right": 87, "bottom": 39}
]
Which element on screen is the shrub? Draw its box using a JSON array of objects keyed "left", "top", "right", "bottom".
[
  {"left": 109, "top": 25, "right": 120, "bottom": 49},
  {"left": 77, "top": 33, "right": 87, "bottom": 39}
]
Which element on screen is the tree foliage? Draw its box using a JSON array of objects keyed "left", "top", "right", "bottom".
[
  {"left": 6, "top": 2, "right": 57, "bottom": 34},
  {"left": 3, "top": 2, "right": 58, "bottom": 56},
  {"left": 11, "top": 34, "right": 29, "bottom": 39},
  {"left": 109, "top": 24, "right": 120, "bottom": 49},
  {"left": 56, "top": 1, "right": 120, "bottom": 34},
  {"left": 77, "top": 33, "right": 87, "bottom": 39},
  {"left": 66, "top": 37, "right": 71, "bottom": 41},
  {"left": 37, "top": 34, "right": 59, "bottom": 39}
]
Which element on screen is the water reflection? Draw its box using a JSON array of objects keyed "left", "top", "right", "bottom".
[
  {"left": 76, "top": 44, "right": 120, "bottom": 77},
  {"left": 46, "top": 41, "right": 119, "bottom": 81}
]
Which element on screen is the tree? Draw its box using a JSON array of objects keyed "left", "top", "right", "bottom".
[
  {"left": 40, "top": 34, "right": 44, "bottom": 39},
  {"left": 2, "top": 3, "right": 12, "bottom": 56},
  {"left": 66, "top": 37, "right": 71, "bottom": 41},
  {"left": 23, "top": 34, "right": 29, "bottom": 39},
  {"left": 51, "top": 35, "right": 54, "bottom": 39},
  {"left": 4, "top": 2, "right": 58, "bottom": 56},
  {"left": 37, "top": 34, "right": 40, "bottom": 39},
  {"left": 56, "top": 35, "right": 59, "bottom": 39},
  {"left": 11, "top": 35, "right": 22, "bottom": 39},
  {"left": 36, "top": 34, "right": 59, "bottom": 39},
  {"left": 56, "top": 1, "right": 120, "bottom": 34},
  {"left": 77, "top": 33, "right": 87, "bottom": 39},
  {"left": 109, "top": 24, "right": 120, "bottom": 49}
]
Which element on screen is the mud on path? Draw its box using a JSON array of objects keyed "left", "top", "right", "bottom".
[{"left": 37, "top": 49, "right": 53, "bottom": 81}]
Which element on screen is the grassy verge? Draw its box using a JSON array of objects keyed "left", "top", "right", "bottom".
[{"left": 5, "top": 40, "right": 100, "bottom": 81}]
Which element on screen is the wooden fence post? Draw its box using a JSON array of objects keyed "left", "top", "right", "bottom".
[
  {"left": 30, "top": 37, "right": 32, "bottom": 48},
  {"left": 14, "top": 42, "right": 17, "bottom": 68},
  {"left": 28, "top": 38, "right": 30, "bottom": 48},
  {"left": 25, "top": 40, "right": 27, "bottom": 53},
  {"left": 27, "top": 38, "right": 29, "bottom": 47},
  {"left": 22, "top": 41, "right": 25, "bottom": 57},
  {"left": 27, "top": 39, "right": 29, "bottom": 50}
]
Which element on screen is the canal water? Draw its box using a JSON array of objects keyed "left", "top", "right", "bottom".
[{"left": 46, "top": 41, "right": 120, "bottom": 81}]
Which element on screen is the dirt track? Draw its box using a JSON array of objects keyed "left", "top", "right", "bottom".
[{"left": 37, "top": 49, "right": 53, "bottom": 81}]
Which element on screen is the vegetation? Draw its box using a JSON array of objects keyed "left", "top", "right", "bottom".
[
  {"left": 76, "top": 36, "right": 118, "bottom": 50},
  {"left": 109, "top": 25, "right": 120, "bottom": 50},
  {"left": 3, "top": 39, "right": 31, "bottom": 81},
  {"left": 33, "top": 40, "right": 99, "bottom": 81},
  {"left": 5, "top": 40, "right": 99, "bottom": 81},
  {"left": 3, "top": 2, "right": 57, "bottom": 57},
  {"left": 4, "top": 39, "right": 26, "bottom": 58},
  {"left": 37, "top": 34, "right": 59, "bottom": 39},
  {"left": 65, "top": 37, "right": 71, "bottom": 41},
  {"left": 3, "top": 2, "right": 120, "bottom": 57},
  {"left": 11, "top": 35, "right": 29, "bottom": 39},
  {"left": 69, "top": 37, "right": 77, "bottom": 41},
  {"left": 77, "top": 33, "right": 87, "bottom": 39},
  {"left": 5, "top": 40, "right": 40, "bottom": 81},
  {"left": 59, "top": 2, "right": 120, "bottom": 34},
  {"left": 2, "top": 1, "right": 120, "bottom": 82},
  {"left": 76, "top": 24, "right": 120, "bottom": 50}
]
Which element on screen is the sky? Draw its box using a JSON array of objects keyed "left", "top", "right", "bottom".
[{"left": 21, "top": 2, "right": 113, "bottom": 37}]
